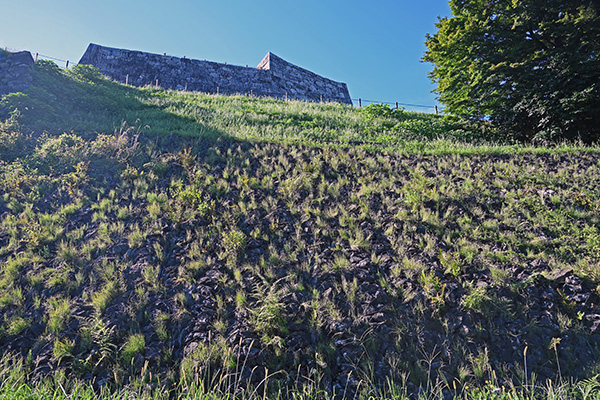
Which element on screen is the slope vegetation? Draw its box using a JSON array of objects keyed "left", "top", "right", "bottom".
[{"left": 0, "top": 61, "right": 600, "bottom": 399}]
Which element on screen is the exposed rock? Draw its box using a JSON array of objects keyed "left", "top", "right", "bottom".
[{"left": 590, "top": 320, "right": 600, "bottom": 334}]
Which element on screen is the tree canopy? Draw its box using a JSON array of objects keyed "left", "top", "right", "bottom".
[{"left": 424, "top": 0, "right": 600, "bottom": 143}]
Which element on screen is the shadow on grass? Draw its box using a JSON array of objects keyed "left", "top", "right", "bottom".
[{"left": 0, "top": 60, "right": 239, "bottom": 150}]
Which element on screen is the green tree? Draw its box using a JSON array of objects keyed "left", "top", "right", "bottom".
[{"left": 424, "top": 0, "right": 600, "bottom": 143}]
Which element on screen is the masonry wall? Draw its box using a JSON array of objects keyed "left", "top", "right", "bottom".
[
  {"left": 0, "top": 50, "right": 34, "bottom": 96},
  {"left": 78, "top": 44, "right": 352, "bottom": 104}
]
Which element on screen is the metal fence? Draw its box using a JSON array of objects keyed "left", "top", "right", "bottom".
[
  {"left": 352, "top": 98, "right": 439, "bottom": 113},
  {"left": 2, "top": 46, "right": 75, "bottom": 69}
]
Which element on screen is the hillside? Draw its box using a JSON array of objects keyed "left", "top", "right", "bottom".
[{"left": 1, "top": 61, "right": 600, "bottom": 399}]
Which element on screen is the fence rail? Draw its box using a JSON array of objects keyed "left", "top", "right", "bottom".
[
  {"left": 351, "top": 98, "right": 439, "bottom": 113},
  {"left": 33, "top": 52, "right": 74, "bottom": 69},
  {"left": 3, "top": 45, "right": 441, "bottom": 113}
]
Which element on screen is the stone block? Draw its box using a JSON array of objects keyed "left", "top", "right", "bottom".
[
  {"left": 0, "top": 50, "right": 34, "bottom": 95},
  {"left": 8, "top": 51, "right": 34, "bottom": 68}
]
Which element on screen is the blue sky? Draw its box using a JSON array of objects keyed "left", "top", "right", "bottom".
[{"left": 1, "top": 0, "right": 452, "bottom": 110}]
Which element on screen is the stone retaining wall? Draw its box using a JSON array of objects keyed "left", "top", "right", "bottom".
[
  {"left": 0, "top": 50, "right": 34, "bottom": 95},
  {"left": 78, "top": 43, "right": 352, "bottom": 104}
]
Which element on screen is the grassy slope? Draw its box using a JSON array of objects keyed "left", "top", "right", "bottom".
[{"left": 0, "top": 62, "right": 600, "bottom": 399}]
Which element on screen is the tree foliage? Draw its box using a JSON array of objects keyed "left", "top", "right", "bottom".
[{"left": 424, "top": 0, "right": 600, "bottom": 143}]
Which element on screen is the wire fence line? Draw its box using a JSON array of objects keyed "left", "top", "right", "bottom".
[
  {"left": 34, "top": 53, "right": 73, "bottom": 68},
  {"left": 3, "top": 45, "right": 440, "bottom": 113},
  {"left": 2, "top": 45, "right": 76, "bottom": 69},
  {"left": 351, "top": 98, "right": 439, "bottom": 113}
]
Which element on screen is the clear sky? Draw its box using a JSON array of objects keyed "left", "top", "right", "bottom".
[{"left": 1, "top": 0, "right": 452, "bottom": 111}]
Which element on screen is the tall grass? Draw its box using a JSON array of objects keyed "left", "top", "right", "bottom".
[{"left": 1, "top": 353, "right": 600, "bottom": 399}]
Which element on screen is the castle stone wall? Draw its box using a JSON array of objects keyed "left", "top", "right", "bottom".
[
  {"left": 0, "top": 50, "right": 34, "bottom": 96},
  {"left": 79, "top": 44, "right": 352, "bottom": 104}
]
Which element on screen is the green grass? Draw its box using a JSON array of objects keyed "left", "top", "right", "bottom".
[
  {"left": 1, "top": 60, "right": 600, "bottom": 400},
  {"left": 3, "top": 60, "right": 597, "bottom": 154},
  {"left": 1, "top": 354, "right": 600, "bottom": 399}
]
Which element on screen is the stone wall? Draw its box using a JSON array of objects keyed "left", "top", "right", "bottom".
[
  {"left": 78, "top": 43, "right": 352, "bottom": 104},
  {"left": 0, "top": 50, "right": 34, "bottom": 95}
]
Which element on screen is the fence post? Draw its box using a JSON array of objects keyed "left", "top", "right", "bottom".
[
  {"left": 217, "top": 86, "right": 219, "bottom": 95},
  {"left": 125, "top": 74, "right": 129, "bottom": 85},
  {"left": 395, "top": 102, "right": 399, "bottom": 110},
  {"left": 184, "top": 82, "right": 187, "bottom": 91},
  {"left": 66, "top": 60, "right": 69, "bottom": 69},
  {"left": 358, "top": 98, "right": 362, "bottom": 107},
  {"left": 320, "top": 95, "right": 323, "bottom": 103},
  {"left": 34, "top": 53, "right": 38, "bottom": 62},
  {"left": 285, "top": 92, "right": 288, "bottom": 101},
  {"left": 435, "top": 105, "right": 439, "bottom": 115},
  {"left": 250, "top": 89, "right": 253, "bottom": 98},
  {"left": 155, "top": 79, "right": 159, "bottom": 88}
]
